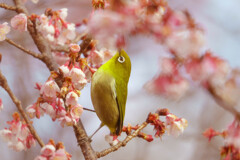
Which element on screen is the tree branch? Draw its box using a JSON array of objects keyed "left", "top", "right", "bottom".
[
  {"left": 0, "top": 70, "right": 45, "bottom": 147},
  {"left": 96, "top": 122, "right": 148, "bottom": 158},
  {"left": 5, "top": 38, "right": 42, "bottom": 60},
  {"left": 0, "top": 3, "right": 17, "bottom": 11},
  {"left": 73, "top": 121, "right": 97, "bottom": 160}
]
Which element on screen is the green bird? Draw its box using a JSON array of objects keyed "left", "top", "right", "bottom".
[{"left": 91, "top": 49, "right": 131, "bottom": 136}]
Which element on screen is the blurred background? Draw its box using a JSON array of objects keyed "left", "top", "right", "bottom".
[{"left": 0, "top": 0, "right": 240, "bottom": 159}]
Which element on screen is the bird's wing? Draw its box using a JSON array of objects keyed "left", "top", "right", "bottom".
[{"left": 115, "top": 80, "right": 127, "bottom": 135}]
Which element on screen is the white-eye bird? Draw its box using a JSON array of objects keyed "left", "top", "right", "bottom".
[{"left": 91, "top": 49, "right": 131, "bottom": 135}]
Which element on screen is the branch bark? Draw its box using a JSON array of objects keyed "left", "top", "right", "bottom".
[
  {"left": 0, "top": 3, "right": 17, "bottom": 11},
  {"left": 5, "top": 38, "right": 42, "bottom": 60}
]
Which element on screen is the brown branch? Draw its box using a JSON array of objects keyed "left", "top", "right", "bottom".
[
  {"left": 0, "top": 3, "right": 17, "bottom": 11},
  {"left": 73, "top": 121, "right": 97, "bottom": 160},
  {"left": 96, "top": 122, "right": 148, "bottom": 158},
  {"left": 5, "top": 38, "right": 42, "bottom": 60},
  {"left": 0, "top": 70, "right": 45, "bottom": 147},
  {"left": 51, "top": 45, "right": 69, "bottom": 53}
]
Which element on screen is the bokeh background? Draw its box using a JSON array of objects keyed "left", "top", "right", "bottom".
[{"left": 0, "top": 0, "right": 240, "bottom": 159}]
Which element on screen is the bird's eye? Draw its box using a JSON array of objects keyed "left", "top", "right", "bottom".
[{"left": 118, "top": 56, "right": 125, "bottom": 63}]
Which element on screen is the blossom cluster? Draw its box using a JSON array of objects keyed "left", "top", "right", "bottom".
[
  {"left": 26, "top": 64, "right": 87, "bottom": 127},
  {"left": 34, "top": 139, "right": 71, "bottom": 160},
  {"left": 112, "top": 108, "right": 188, "bottom": 146},
  {"left": 203, "top": 119, "right": 240, "bottom": 160},
  {"left": 0, "top": 112, "right": 36, "bottom": 151},
  {"left": 37, "top": 8, "right": 76, "bottom": 46},
  {"left": 147, "top": 109, "right": 188, "bottom": 138}
]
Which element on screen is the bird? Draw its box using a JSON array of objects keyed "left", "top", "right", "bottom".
[{"left": 90, "top": 49, "right": 131, "bottom": 136}]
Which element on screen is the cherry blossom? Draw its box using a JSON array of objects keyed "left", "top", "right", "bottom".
[
  {"left": 166, "top": 29, "right": 205, "bottom": 59},
  {"left": 165, "top": 113, "right": 188, "bottom": 137},
  {"left": 89, "top": 48, "right": 115, "bottom": 66},
  {"left": 65, "top": 91, "right": 78, "bottom": 106},
  {"left": 225, "top": 120, "right": 240, "bottom": 149},
  {"left": 37, "top": 9, "right": 76, "bottom": 46},
  {"left": 40, "top": 80, "right": 60, "bottom": 101},
  {"left": 145, "top": 74, "right": 189, "bottom": 99},
  {"left": 34, "top": 140, "right": 71, "bottom": 160},
  {"left": 88, "top": 10, "right": 135, "bottom": 49},
  {"left": 10, "top": 13, "right": 28, "bottom": 32},
  {"left": 69, "top": 67, "right": 87, "bottom": 90},
  {"left": 0, "top": 112, "right": 36, "bottom": 151},
  {"left": 59, "top": 65, "right": 70, "bottom": 77},
  {"left": 0, "top": 22, "right": 10, "bottom": 41},
  {"left": 26, "top": 103, "right": 45, "bottom": 119}
]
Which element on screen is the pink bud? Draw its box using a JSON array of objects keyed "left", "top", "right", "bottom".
[
  {"left": 69, "top": 43, "right": 80, "bottom": 53},
  {"left": 11, "top": 13, "right": 27, "bottom": 31}
]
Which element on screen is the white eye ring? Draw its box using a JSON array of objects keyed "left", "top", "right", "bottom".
[{"left": 118, "top": 56, "right": 125, "bottom": 63}]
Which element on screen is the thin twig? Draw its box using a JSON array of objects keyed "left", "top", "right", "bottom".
[
  {"left": 51, "top": 45, "right": 69, "bottom": 53},
  {"left": 73, "top": 121, "right": 97, "bottom": 160},
  {"left": 0, "top": 70, "right": 45, "bottom": 147},
  {"left": 5, "top": 38, "right": 42, "bottom": 60},
  {"left": 0, "top": 3, "right": 17, "bottom": 11},
  {"left": 96, "top": 122, "right": 148, "bottom": 158},
  {"left": 83, "top": 107, "right": 96, "bottom": 113}
]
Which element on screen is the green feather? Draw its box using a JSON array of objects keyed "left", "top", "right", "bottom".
[{"left": 91, "top": 49, "right": 131, "bottom": 135}]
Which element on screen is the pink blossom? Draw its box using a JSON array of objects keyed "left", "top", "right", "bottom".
[
  {"left": 70, "top": 105, "right": 83, "bottom": 123},
  {"left": 166, "top": 113, "right": 188, "bottom": 137},
  {"left": 11, "top": 13, "right": 27, "bottom": 31},
  {"left": 40, "top": 103, "right": 56, "bottom": 118},
  {"left": 105, "top": 135, "right": 119, "bottom": 146},
  {"left": 41, "top": 144, "right": 56, "bottom": 157},
  {"left": 160, "top": 58, "right": 178, "bottom": 75},
  {"left": 0, "top": 98, "right": 3, "bottom": 111},
  {"left": 166, "top": 29, "right": 205, "bottom": 58},
  {"left": 89, "top": 49, "right": 114, "bottom": 66},
  {"left": 35, "top": 142, "right": 71, "bottom": 160},
  {"left": 59, "top": 115, "right": 73, "bottom": 127},
  {"left": 185, "top": 53, "right": 230, "bottom": 86},
  {"left": 26, "top": 103, "right": 44, "bottom": 119},
  {"left": 145, "top": 74, "right": 189, "bottom": 99},
  {"left": 40, "top": 80, "right": 60, "bottom": 101},
  {"left": 69, "top": 43, "right": 80, "bottom": 53},
  {"left": 225, "top": 120, "right": 240, "bottom": 149},
  {"left": 0, "top": 113, "right": 36, "bottom": 151},
  {"left": 69, "top": 67, "right": 87, "bottom": 90},
  {"left": 59, "top": 8, "right": 68, "bottom": 20},
  {"left": 59, "top": 65, "right": 70, "bottom": 77},
  {"left": 57, "top": 23, "right": 76, "bottom": 45},
  {"left": 50, "top": 148, "right": 69, "bottom": 160},
  {"left": 0, "top": 22, "right": 10, "bottom": 41},
  {"left": 88, "top": 10, "right": 135, "bottom": 49},
  {"left": 65, "top": 91, "right": 78, "bottom": 106}
]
